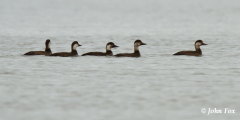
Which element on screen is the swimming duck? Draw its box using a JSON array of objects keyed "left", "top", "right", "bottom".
[
  {"left": 173, "top": 40, "right": 207, "bottom": 56},
  {"left": 115, "top": 40, "right": 146, "bottom": 57},
  {"left": 24, "top": 39, "right": 52, "bottom": 55},
  {"left": 50, "top": 41, "right": 81, "bottom": 57},
  {"left": 82, "top": 42, "right": 118, "bottom": 56}
]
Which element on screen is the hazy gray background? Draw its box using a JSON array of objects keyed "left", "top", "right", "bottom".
[{"left": 0, "top": 0, "right": 240, "bottom": 120}]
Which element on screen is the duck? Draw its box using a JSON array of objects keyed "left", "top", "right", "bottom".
[
  {"left": 115, "top": 40, "right": 146, "bottom": 57},
  {"left": 173, "top": 40, "right": 207, "bottom": 56},
  {"left": 24, "top": 39, "right": 52, "bottom": 55},
  {"left": 81, "top": 42, "right": 118, "bottom": 56},
  {"left": 50, "top": 41, "right": 81, "bottom": 57}
]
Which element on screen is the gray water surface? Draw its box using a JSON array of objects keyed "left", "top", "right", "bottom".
[{"left": 0, "top": 0, "right": 240, "bottom": 120}]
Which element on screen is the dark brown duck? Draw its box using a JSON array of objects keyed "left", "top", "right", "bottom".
[
  {"left": 24, "top": 39, "right": 52, "bottom": 55},
  {"left": 173, "top": 40, "right": 207, "bottom": 56},
  {"left": 115, "top": 40, "right": 146, "bottom": 57},
  {"left": 50, "top": 41, "right": 81, "bottom": 57},
  {"left": 82, "top": 42, "right": 118, "bottom": 56}
]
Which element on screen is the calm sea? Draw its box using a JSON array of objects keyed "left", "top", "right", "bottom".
[{"left": 0, "top": 0, "right": 240, "bottom": 120}]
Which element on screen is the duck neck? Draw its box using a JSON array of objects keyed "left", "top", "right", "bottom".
[
  {"left": 134, "top": 45, "right": 140, "bottom": 55},
  {"left": 71, "top": 48, "right": 78, "bottom": 55},
  {"left": 106, "top": 50, "right": 113, "bottom": 55},
  {"left": 195, "top": 45, "right": 202, "bottom": 54},
  {"left": 106, "top": 45, "right": 113, "bottom": 55},
  {"left": 45, "top": 46, "right": 52, "bottom": 53}
]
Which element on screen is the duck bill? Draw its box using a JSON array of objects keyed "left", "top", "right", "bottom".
[
  {"left": 113, "top": 45, "right": 119, "bottom": 48},
  {"left": 78, "top": 44, "right": 82, "bottom": 46},
  {"left": 202, "top": 43, "right": 207, "bottom": 45},
  {"left": 141, "top": 42, "right": 147, "bottom": 45}
]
